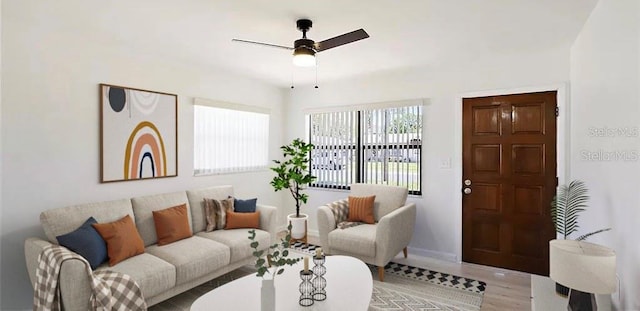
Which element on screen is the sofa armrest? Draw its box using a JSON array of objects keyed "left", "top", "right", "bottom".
[
  {"left": 317, "top": 204, "right": 338, "bottom": 254},
  {"left": 25, "top": 237, "right": 53, "bottom": 287},
  {"left": 256, "top": 204, "right": 277, "bottom": 243},
  {"left": 25, "top": 237, "right": 93, "bottom": 310},
  {"left": 375, "top": 203, "right": 417, "bottom": 266}
]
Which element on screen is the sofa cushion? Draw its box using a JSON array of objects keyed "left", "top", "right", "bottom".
[
  {"left": 97, "top": 253, "right": 176, "bottom": 299},
  {"left": 350, "top": 183, "right": 408, "bottom": 221},
  {"left": 56, "top": 217, "right": 107, "bottom": 269},
  {"left": 153, "top": 204, "right": 192, "bottom": 246},
  {"left": 131, "top": 191, "right": 192, "bottom": 246},
  {"left": 40, "top": 198, "right": 134, "bottom": 243},
  {"left": 328, "top": 224, "right": 377, "bottom": 257},
  {"left": 197, "top": 228, "right": 270, "bottom": 262},
  {"left": 233, "top": 197, "right": 257, "bottom": 213},
  {"left": 186, "top": 185, "right": 234, "bottom": 233},
  {"left": 145, "top": 236, "right": 230, "bottom": 285},
  {"left": 92, "top": 215, "right": 145, "bottom": 266},
  {"left": 347, "top": 195, "right": 376, "bottom": 224}
]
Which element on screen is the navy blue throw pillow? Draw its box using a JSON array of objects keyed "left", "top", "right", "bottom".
[
  {"left": 56, "top": 217, "right": 108, "bottom": 269},
  {"left": 234, "top": 198, "right": 257, "bottom": 213}
]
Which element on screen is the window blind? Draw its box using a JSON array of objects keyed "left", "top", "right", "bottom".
[{"left": 193, "top": 104, "right": 269, "bottom": 175}]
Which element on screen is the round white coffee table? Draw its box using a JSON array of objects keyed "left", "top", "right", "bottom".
[{"left": 191, "top": 255, "right": 372, "bottom": 311}]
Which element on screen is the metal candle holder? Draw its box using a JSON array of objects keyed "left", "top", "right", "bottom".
[
  {"left": 299, "top": 270, "right": 314, "bottom": 306},
  {"left": 312, "top": 255, "right": 327, "bottom": 301}
]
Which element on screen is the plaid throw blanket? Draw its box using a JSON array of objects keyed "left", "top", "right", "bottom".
[
  {"left": 34, "top": 245, "right": 147, "bottom": 311},
  {"left": 327, "top": 199, "right": 364, "bottom": 230}
]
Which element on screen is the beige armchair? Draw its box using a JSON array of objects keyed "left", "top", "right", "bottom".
[{"left": 316, "top": 183, "right": 416, "bottom": 281}]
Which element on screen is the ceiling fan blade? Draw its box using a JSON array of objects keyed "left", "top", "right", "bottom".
[
  {"left": 315, "top": 29, "right": 369, "bottom": 52},
  {"left": 232, "top": 39, "right": 293, "bottom": 50}
]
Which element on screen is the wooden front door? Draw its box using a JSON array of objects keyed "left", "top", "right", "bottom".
[{"left": 462, "top": 91, "right": 557, "bottom": 275}]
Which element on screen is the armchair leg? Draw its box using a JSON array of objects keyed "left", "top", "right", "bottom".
[
  {"left": 377, "top": 266, "right": 385, "bottom": 282},
  {"left": 403, "top": 247, "right": 408, "bottom": 258}
]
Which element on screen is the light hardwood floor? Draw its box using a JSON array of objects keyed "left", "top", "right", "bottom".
[{"left": 301, "top": 234, "right": 532, "bottom": 311}]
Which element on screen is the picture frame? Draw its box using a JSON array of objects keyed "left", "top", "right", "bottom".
[{"left": 100, "top": 83, "right": 178, "bottom": 183}]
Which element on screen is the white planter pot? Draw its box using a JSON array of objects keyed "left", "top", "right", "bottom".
[{"left": 287, "top": 213, "right": 308, "bottom": 240}]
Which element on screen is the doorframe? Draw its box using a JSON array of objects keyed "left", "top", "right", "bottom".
[{"left": 453, "top": 83, "right": 569, "bottom": 263}]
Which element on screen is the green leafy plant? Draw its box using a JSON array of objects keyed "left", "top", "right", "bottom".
[
  {"left": 270, "top": 138, "right": 316, "bottom": 218},
  {"left": 550, "top": 180, "right": 611, "bottom": 241},
  {"left": 248, "top": 224, "right": 301, "bottom": 279}
]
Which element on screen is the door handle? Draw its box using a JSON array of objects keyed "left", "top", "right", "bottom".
[{"left": 463, "top": 188, "right": 472, "bottom": 195}]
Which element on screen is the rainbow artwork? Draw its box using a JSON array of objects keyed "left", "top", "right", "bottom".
[{"left": 100, "top": 84, "right": 177, "bottom": 182}]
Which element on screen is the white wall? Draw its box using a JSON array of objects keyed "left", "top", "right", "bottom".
[
  {"left": 0, "top": 2, "right": 285, "bottom": 309},
  {"left": 286, "top": 47, "right": 571, "bottom": 261},
  {"left": 570, "top": 0, "right": 640, "bottom": 309},
  {"left": 0, "top": 0, "right": 3, "bottom": 304}
]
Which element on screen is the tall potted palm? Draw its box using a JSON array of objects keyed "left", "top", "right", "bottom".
[
  {"left": 550, "top": 180, "right": 611, "bottom": 295},
  {"left": 551, "top": 180, "right": 611, "bottom": 240},
  {"left": 270, "top": 138, "right": 316, "bottom": 241}
]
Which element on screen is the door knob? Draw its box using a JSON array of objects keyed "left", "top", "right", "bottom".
[
  {"left": 464, "top": 179, "right": 472, "bottom": 186},
  {"left": 463, "top": 188, "right": 472, "bottom": 195}
]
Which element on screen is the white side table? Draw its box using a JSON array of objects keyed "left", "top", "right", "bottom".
[{"left": 531, "top": 275, "right": 611, "bottom": 311}]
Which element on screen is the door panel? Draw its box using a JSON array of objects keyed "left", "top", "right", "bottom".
[
  {"left": 472, "top": 145, "right": 502, "bottom": 173},
  {"left": 462, "top": 91, "right": 557, "bottom": 275},
  {"left": 512, "top": 144, "right": 544, "bottom": 175}
]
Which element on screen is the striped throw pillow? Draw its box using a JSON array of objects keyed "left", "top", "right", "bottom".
[
  {"left": 203, "top": 198, "right": 234, "bottom": 231},
  {"left": 347, "top": 195, "right": 376, "bottom": 224}
]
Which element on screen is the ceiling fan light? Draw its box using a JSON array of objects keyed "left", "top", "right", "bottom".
[{"left": 292, "top": 47, "right": 316, "bottom": 67}]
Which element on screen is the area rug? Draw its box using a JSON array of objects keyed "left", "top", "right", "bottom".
[
  {"left": 369, "top": 269, "right": 483, "bottom": 310},
  {"left": 150, "top": 244, "right": 486, "bottom": 311},
  {"left": 293, "top": 242, "right": 485, "bottom": 311},
  {"left": 292, "top": 242, "right": 486, "bottom": 295}
]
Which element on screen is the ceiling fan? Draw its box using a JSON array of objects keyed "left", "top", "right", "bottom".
[{"left": 232, "top": 19, "right": 369, "bottom": 67}]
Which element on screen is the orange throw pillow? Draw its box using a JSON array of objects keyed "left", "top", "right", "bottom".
[
  {"left": 153, "top": 204, "right": 193, "bottom": 246},
  {"left": 225, "top": 211, "right": 260, "bottom": 229},
  {"left": 92, "top": 215, "right": 145, "bottom": 266},
  {"left": 347, "top": 195, "right": 376, "bottom": 224}
]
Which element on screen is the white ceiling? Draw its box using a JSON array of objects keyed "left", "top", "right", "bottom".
[{"left": 87, "top": 0, "right": 598, "bottom": 87}]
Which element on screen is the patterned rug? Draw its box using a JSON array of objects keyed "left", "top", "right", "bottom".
[
  {"left": 292, "top": 242, "right": 486, "bottom": 295},
  {"left": 150, "top": 244, "right": 486, "bottom": 311},
  {"left": 292, "top": 242, "right": 486, "bottom": 311}
]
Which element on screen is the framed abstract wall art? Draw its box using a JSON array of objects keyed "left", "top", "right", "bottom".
[{"left": 100, "top": 84, "right": 178, "bottom": 183}]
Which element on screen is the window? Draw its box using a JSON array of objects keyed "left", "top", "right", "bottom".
[
  {"left": 309, "top": 103, "right": 422, "bottom": 194},
  {"left": 193, "top": 99, "right": 269, "bottom": 175}
]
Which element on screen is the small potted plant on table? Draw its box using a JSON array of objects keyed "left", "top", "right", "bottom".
[{"left": 248, "top": 225, "right": 301, "bottom": 311}]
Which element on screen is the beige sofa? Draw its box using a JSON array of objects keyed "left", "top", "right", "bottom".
[
  {"left": 24, "top": 185, "right": 276, "bottom": 310},
  {"left": 316, "top": 183, "right": 416, "bottom": 281}
]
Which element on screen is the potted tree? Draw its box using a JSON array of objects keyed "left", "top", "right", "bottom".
[
  {"left": 550, "top": 180, "right": 611, "bottom": 296},
  {"left": 270, "top": 138, "right": 316, "bottom": 242}
]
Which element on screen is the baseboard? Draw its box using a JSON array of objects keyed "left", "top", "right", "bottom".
[
  {"left": 276, "top": 224, "right": 287, "bottom": 233},
  {"left": 407, "top": 246, "right": 458, "bottom": 263},
  {"left": 276, "top": 226, "right": 319, "bottom": 238},
  {"left": 307, "top": 229, "right": 319, "bottom": 238}
]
